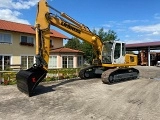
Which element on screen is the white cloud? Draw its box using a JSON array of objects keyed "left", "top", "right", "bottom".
[
  {"left": 125, "top": 40, "right": 142, "bottom": 44},
  {"left": 130, "top": 24, "right": 160, "bottom": 34},
  {"left": 0, "top": 0, "right": 39, "bottom": 24},
  {"left": 0, "top": 0, "right": 39, "bottom": 10},
  {"left": 125, "top": 35, "right": 130, "bottom": 38},
  {"left": 0, "top": 9, "right": 30, "bottom": 24},
  {"left": 145, "top": 31, "right": 160, "bottom": 36},
  {"left": 116, "top": 28, "right": 125, "bottom": 32},
  {"left": 154, "top": 13, "right": 160, "bottom": 19},
  {"left": 122, "top": 19, "right": 148, "bottom": 24},
  {"left": 93, "top": 27, "right": 109, "bottom": 33},
  {"left": 102, "top": 24, "right": 112, "bottom": 28},
  {"left": 152, "top": 31, "right": 159, "bottom": 35}
]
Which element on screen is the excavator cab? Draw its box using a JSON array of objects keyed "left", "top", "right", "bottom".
[
  {"left": 102, "top": 41, "right": 126, "bottom": 64},
  {"left": 102, "top": 41, "right": 137, "bottom": 66},
  {"left": 16, "top": 66, "right": 47, "bottom": 97}
]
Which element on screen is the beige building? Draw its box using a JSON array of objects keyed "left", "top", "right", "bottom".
[
  {"left": 49, "top": 47, "right": 84, "bottom": 69},
  {"left": 0, "top": 19, "right": 84, "bottom": 70}
]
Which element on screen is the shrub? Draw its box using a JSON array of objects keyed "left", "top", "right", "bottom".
[
  {"left": 1, "top": 68, "right": 81, "bottom": 85},
  {"left": 1, "top": 72, "right": 17, "bottom": 85}
]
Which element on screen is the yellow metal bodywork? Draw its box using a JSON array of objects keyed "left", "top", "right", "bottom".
[
  {"left": 47, "top": 14, "right": 103, "bottom": 61},
  {"left": 102, "top": 54, "right": 137, "bottom": 67},
  {"left": 36, "top": 0, "right": 137, "bottom": 70},
  {"left": 125, "top": 54, "right": 138, "bottom": 66},
  {"left": 15, "top": 0, "right": 138, "bottom": 96},
  {"left": 35, "top": 0, "right": 50, "bottom": 70}
]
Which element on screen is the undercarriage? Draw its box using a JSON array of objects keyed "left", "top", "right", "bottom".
[{"left": 79, "top": 66, "right": 139, "bottom": 84}]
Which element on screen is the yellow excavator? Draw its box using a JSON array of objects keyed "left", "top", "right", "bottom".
[{"left": 16, "top": 0, "right": 139, "bottom": 97}]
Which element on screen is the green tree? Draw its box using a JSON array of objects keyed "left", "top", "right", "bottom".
[
  {"left": 81, "top": 28, "right": 118, "bottom": 64},
  {"left": 93, "top": 28, "right": 118, "bottom": 42},
  {"left": 105, "top": 29, "right": 118, "bottom": 41},
  {"left": 64, "top": 28, "right": 119, "bottom": 64},
  {"left": 81, "top": 41, "right": 94, "bottom": 64},
  {"left": 65, "top": 37, "right": 81, "bottom": 50}
]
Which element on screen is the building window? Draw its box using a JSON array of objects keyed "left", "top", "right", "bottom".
[
  {"left": 0, "top": 33, "right": 11, "bottom": 44},
  {"left": 77, "top": 56, "right": 83, "bottom": 67},
  {"left": 48, "top": 56, "right": 57, "bottom": 68},
  {"left": 0, "top": 55, "right": 11, "bottom": 70},
  {"left": 68, "top": 56, "right": 73, "bottom": 68},
  {"left": 20, "top": 36, "right": 34, "bottom": 46},
  {"left": 50, "top": 40, "right": 54, "bottom": 48},
  {"left": 62, "top": 56, "right": 73, "bottom": 68},
  {"left": 21, "top": 56, "right": 34, "bottom": 69}
]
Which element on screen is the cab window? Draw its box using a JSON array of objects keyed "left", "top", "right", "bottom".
[{"left": 114, "top": 43, "right": 121, "bottom": 59}]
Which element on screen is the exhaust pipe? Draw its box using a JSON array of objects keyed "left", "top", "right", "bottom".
[{"left": 16, "top": 67, "right": 47, "bottom": 97}]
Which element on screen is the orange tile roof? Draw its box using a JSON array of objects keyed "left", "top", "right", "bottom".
[
  {"left": 50, "top": 47, "right": 84, "bottom": 53},
  {"left": 50, "top": 29, "right": 68, "bottom": 39},
  {"left": 0, "top": 19, "right": 68, "bottom": 39}
]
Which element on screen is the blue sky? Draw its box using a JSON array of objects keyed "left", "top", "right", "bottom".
[{"left": 0, "top": 0, "right": 160, "bottom": 44}]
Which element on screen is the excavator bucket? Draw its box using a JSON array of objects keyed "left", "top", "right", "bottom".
[{"left": 16, "top": 67, "right": 47, "bottom": 97}]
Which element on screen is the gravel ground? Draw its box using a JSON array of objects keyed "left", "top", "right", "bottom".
[
  {"left": 135, "top": 66, "right": 160, "bottom": 79},
  {"left": 0, "top": 66, "right": 160, "bottom": 120}
]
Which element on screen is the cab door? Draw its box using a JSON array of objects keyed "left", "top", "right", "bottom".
[
  {"left": 102, "top": 42, "right": 113, "bottom": 64},
  {"left": 113, "top": 42, "right": 125, "bottom": 64}
]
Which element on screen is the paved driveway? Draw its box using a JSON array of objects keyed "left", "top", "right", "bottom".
[{"left": 0, "top": 66, "right": 160, "bottom": 120}]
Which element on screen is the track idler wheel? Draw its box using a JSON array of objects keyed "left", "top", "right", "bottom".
[{"left": 16, "top": 67, "right": 47, "bottom": 97}]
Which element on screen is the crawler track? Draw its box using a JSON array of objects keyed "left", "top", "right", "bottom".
[
  {"left": 79, "top": 66, "right": 98, "bottom": 79},
  {"left": 79, "top": 66, "right": 139, "bottom": 84},
  {"left": 101, "top": 67, "right": 139, "bottom": 84}
]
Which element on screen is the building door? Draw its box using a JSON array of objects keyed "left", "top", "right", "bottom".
[{"left": 0, "top": 55, "right": 11, "bottom": 70}]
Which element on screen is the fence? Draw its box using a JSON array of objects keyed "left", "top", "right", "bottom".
[
  {"left": 0, "top": 64, "right": 22, "bottom": 71},
  {"left": 0, "top": 68, "right": 81, "bottom": 85}
]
